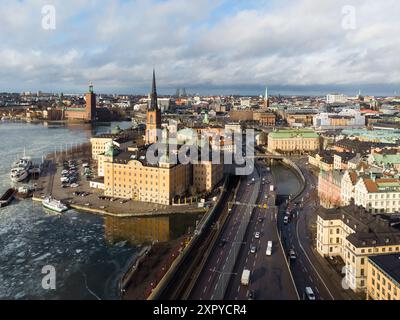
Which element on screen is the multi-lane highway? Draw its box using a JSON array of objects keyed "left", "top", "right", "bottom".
[
  {"left": 225, "top": 164, "right": 298, "bottom": 300},
  {"left": 189, "top": 171, "right": 257, "bottom": 300}
]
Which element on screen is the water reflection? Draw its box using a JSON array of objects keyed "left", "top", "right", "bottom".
[{"left": 104, "top": 213, "right": 202, "bottom": 245}]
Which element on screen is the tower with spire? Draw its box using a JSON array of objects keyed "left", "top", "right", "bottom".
[
  {"left": 264, "top": 86, "right": 270, "bottom": 109},
  {"left": 145, "top": 69, "right": 162, "bottom": 145},
  {"left": 86, "top": 81, "right": 96, "bottom": 121}
]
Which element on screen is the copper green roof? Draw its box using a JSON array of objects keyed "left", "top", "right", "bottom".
[{"left": 269, "top": 129, "right": 319, "bottom": 139}]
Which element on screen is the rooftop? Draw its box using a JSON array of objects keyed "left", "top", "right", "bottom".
[
  {"left": 369, "top": 254, "right": 400, "bottom": 285},
  {"left": 318, "top": 204, "right": 400, "bottom": 248},
  {"left": 269, "top": 129, "right": 319, "bottom": 139}
]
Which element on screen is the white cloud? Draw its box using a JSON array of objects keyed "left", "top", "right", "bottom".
[{"left": 0, "top": 0, "right": 399, "bottom": 93}]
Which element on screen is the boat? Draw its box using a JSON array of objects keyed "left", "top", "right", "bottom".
[
  {"left": 10, "top": 167, "right": 29, "bottom": 182},
  {"left": 0, "top": 188, "right": 16, "bottom": 208},
  {"left": 12, "top": 156, "right": 32, "bottom": 171},
  {"left": 15, "top": 185, "right": 35, "bottom": 199},
  {"left": 42, "top": 196, "right": 69, "bottom": 213}
]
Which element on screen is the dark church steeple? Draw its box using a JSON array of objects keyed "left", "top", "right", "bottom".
[
  {"left": 149, "top": 68, "right": 158, "bottom": 110},
  {"left": 146, "top": 68, "right": 162, "bottom": 145}
]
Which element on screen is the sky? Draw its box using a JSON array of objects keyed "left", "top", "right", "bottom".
[{"left": 0, "top": 0, "right": 399, "bottom": 96}]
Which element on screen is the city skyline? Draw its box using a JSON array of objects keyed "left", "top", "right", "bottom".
[{"left": 1, "top": 0, "right": 399, "bottom": 95}]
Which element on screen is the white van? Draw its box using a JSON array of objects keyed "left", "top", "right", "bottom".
[{"left": 267, "top": 241, "right": 273, "bottom": 248}]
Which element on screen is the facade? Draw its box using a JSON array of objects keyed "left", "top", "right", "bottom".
[
  {"left": 366, "top": 254, "right": 400, "bottom": 300},
  {"left": 65, "top": 84, "right": 96, "bottom": 122},
  {"left": 308, "top": 152, "right": 334, "bottom": 171},
  {"left": 103, "top": 146, "right": 191, "bottom": 205},
  {"left": 327, "top": 93, "right": 347, "bottom": 104},
  {"left": 316, "top": 205, "right": 400, "bottom": 292},
  {"left": 318, "top": 170, "right": 343, "bottom": 208},
  {"left": 354, "top": 178, "right": 400, "bottom": 214},
  {"left": 314, "top": 110, "right": 365, "bottom": 129},
  {"left": 267, "top": 129, "right": 320, "bottom": 153},
  {"left": 193, "top": 160, "right": 224, "bottom": 193}
]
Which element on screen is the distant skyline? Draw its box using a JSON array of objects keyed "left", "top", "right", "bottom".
[{"left": 0, "top": 0, "right": 399, "bottom": 95}]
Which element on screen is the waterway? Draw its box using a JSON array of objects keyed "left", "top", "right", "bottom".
[
  {"left": 0, "top": 121, "right": 201, "bottom": 300},
  {"left": 271, "top": 162, "right": 302, "bottom": 197}
]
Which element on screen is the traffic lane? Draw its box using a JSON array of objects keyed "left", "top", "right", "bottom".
[
  {"left": 226, "top": 176, "right": 297, "bottom": 300},
  {"left": 190, "top": 180, "right": 255, "bottom": 299},
  {"left": 193, "top": 187, "right": 252, "bottom": 299},
  {"left": 280, "top": 202, "right": 333, "bottom": 300},
  {"left": 225, "top": 184, "right": 267, "bottom": 300}
]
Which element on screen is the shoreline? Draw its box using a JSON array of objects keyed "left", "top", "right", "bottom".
[{"left": 32, "top": 195, "right": 206, "bottom": 218}]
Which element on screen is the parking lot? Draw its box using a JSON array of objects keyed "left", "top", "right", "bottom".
[{"left": 34, "top": 158, "right": 205, "bottom": 217}]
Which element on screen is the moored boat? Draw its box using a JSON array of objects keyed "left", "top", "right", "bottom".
[
  {"left": 42, "top": 196, "right": 69, "bottom": 213},
  {"left": 0, "top": 188, "right": 16, "bottom": 208}
]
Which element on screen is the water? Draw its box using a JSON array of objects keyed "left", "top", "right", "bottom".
[
  {"left": 0, "top": 121, "right": 200, "bottom": 300},
  {"left": 271, "top": 163, "right": 302, "bottom": 197}
]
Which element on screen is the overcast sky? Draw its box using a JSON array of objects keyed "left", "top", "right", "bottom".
[{"left": 0, "top": 0, "right": 399, "bottom": 95}]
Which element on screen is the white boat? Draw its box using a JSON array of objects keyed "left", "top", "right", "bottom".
[
  {"left": 42, "top": 197, "right": 69, "bottom": 213},
  {"left": 10, "top": 167, "right": 29, "bottom": 182},
  {"left": 12, "top": 156, "right": 32, "bottom": 171}
]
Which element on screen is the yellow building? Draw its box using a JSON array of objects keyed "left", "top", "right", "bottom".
[
  {"left": 193, "top": 160, "right": 223, "bottom": 193},
  {"left": 366, "top": 254, "right": 400, "bottom": 300},
  {"left": 316, "top": 205, "right": 400, "bottom": 293},
  {"left": 267, "top": 129, "right": 320, "bottom": 153},
  {"left": 103, "top": 146, "right": 191, "bottom": 205},
  {"left": 90, "top": 127, "right": 143, "bottom": 160}
]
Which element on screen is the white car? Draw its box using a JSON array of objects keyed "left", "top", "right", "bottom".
[
  {"left": 266, "top": 247, "right": 272, "bottom": 256},
  {"left": 254, "top": 232, "right": 260, "bottom": 239},
  {"left": 305, "top": 287, "right": 316, "bottom": 300}
]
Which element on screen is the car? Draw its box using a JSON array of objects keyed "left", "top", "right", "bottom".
[
  {"left": 283, "top": 216, "right": 289, "bottom": 225},
  {"left": 250, "top": 245, "right": 257, "bottom": 254},
  {"left": 254, "top": 232, "right": 260, "bottom": 239},
  {"left": 289, "top": 249, "right": 297, "bottom": 260},
  {"left": 247, "top": 290, "right": 255, "bottom": 300},
  {"left": 218, "top": 239, "right": 227, "bottom": 247},
  {"left": 305, "top": 287, "right": 316, "bottom": 300}
]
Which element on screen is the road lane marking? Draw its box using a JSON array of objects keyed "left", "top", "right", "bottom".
[
  {"left": 208, "top": 275, "right": 212, "bottom": 283},
  {"left": 203, "top": 286, "right": 207, "bottom": 293}
]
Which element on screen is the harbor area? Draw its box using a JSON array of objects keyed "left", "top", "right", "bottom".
[{"left": 32, "top": 146, "right": 207, "bottom": 217}]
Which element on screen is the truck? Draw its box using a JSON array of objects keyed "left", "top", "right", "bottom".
[{"left": 241, "top": 269, "right": 250, "bottom": 286}]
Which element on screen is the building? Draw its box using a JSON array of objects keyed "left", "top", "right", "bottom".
[
  {"left": 318, "top": 170, "right": 343, "bottom": 208},
  {"left": 308, "top": 152, "right": 334, "bottom": 171},
  {"left": 65, "top": 83, "right": 97, "bottom": 122},
  {"left": 366, "top": 254, "right": 400, "bottom": 300},
  {"left": 327, "top": 93, "right": 348, "bottom": 104},
  {"left": 354, "top": 177, "right": 400, "bottom": 214},
  {"left": 267, "top": 129, "right": 320, "bottom": 153},
  {"left": 145, "top": 69, "right": 162, "bottom": 145},
  {"left": 253, "top": 111, "right": 276, "bottom": 126},
  {"left": 316, "top": 205, "right": 400, "bottom": 292},
  {"left": 313, "top": 110, "right": 365, "bottom": 129}
]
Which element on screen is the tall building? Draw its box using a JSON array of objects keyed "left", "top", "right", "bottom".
[
  {"left": 65, "top": 83, "right": 97, "bottom": 122},
  {"left": 145, "top": 69, "right": 162, "bottom": 145}
]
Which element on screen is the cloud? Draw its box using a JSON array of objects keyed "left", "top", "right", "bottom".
[{"left": 0, "top": 0, "right": 399, "bottom": 94}]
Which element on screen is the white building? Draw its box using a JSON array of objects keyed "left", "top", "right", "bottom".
[{"left": 327, "top": 93, "right": 348, "bottom": 104}]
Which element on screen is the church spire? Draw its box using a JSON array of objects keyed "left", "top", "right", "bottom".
[{"left": 149, "top": 68, "right": 158, "bottom": 110}]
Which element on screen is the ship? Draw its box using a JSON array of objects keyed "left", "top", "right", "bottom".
[
  {"left": 10, "top": 167, "right": 29, "bottom": 182},
  {"left": 15, "top": 185, "right": 36, "bottom": 199},
  {"left": 0, "top": 188, "right": 16, "bottom": 208},
  {"left": 42, "top": 196, "right": 69, "bottom": 213},
  {"left": 10, "top": 153, "right": 33, "bottom": 183}
]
